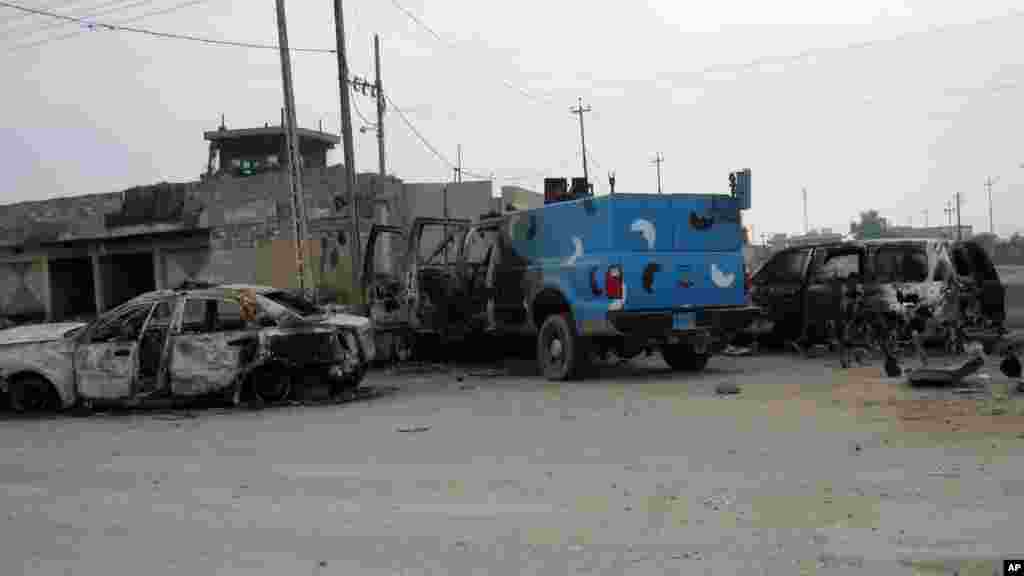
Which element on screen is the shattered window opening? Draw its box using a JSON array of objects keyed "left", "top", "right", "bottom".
[
  {"left": 758, "top": 249, "right": 808, "bottom": 283},
  {"left": 88, "top": 304, "right": 156, "bottom": 344},
  {"left": 812, "top": 252, "right": 860, "bottom": 283},
  {"left": 873, "top": 246, "right": 928, "bottom": 283},
  {"left": 182, "top": 298, "right": 256, "bottom": 333}
]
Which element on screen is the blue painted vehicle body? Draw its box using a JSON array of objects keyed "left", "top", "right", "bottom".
[{"left": 492, "top": 181, "right": 757, "bottom": 345}]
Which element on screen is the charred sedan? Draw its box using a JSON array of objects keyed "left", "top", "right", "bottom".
[{"left": 0, "top": 285, "right": 371, "bottom": 413}]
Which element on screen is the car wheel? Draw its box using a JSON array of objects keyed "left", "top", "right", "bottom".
[
  {"left": 537, "top": 314, "right": 586, "bottom": 381},
  {"left": 661, "top": 343, "right": 710, "bottom": 372},
  {"left": 248, "top": 367, "right": 291, "bottom": 404},
  {"left": 9, "top": 374, "right": 59, "bottom": 414}
]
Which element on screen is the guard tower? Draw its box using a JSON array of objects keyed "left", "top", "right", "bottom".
[{"left": 203, "top": 116, "right": 340, "bottom": 178}]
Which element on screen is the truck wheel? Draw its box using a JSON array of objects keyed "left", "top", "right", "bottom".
[
  {"left": 662, "top": 343, "right": 710, "bottom": 372},
  {"left": 538, "top": 314, "right": 586, "bottom": 381}
]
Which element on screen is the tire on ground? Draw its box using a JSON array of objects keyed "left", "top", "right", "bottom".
[
  {"left": 246, "top": 365, "right": 291, "bottom": 404},
  {"left": 661, "top": 343, "right": 711, "bottom": 372},
  {"left": 8, "top": 373, "right": 60, "bottom": 413},
  {"left": 537, "top": 313, "right": 588, "bottom": 381}
]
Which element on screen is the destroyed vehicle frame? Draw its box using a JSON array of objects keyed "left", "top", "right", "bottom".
[
  {"left": 0, "top": 286, "right": 368, "bottom": 412},
  {"left": 750, "top": 238, "right": 1005, "bottom": 351}
]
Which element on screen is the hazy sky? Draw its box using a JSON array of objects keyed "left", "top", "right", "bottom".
[{"left": 3, "top": 0, "right": 1023, "bottom": 238}]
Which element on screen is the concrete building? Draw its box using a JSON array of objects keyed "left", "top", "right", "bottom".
[
  {"left": 0, "top": 122, "right": 494, "bottom": 323},
  {"left": 499, "top": 185, "right": 543, "bottom": 212}
]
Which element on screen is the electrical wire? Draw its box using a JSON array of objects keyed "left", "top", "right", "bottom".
[
  {"left": 387, "top": 0, "right": 557, "bottom": 106},
  {"left": 2, "top": 0, "right": 336, "bottom": 53},
  {"left": 4, "top": 0, "right": 162, "bottom": 40}
]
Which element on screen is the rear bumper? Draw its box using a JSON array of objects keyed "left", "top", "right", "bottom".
[{"left": 607, "top": 305, "right": 761, "bottom": 338}]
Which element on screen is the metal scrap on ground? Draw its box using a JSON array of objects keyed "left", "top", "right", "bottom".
[{"left": 906, "top": 355, "right": 985, "bottom": 386}]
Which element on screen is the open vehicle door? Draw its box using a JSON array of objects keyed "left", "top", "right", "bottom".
[
  {"left": 953, "top": 240, "right": 1005, "bottom": 327},
  {"left": 362, "top": 224, "right": 408, "bottom": 330},
  {"left": 803, "top": 245, "right": 864, "bottom": 343},
  {"left": 406, "top": 217, "right": 471, "bottom": 335},
  {"left": 74, "top": 302, "right": 156, "bottom": 400}
]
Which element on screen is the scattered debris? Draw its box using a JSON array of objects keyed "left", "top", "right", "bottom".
[
  {"left": 396, "top": 425, "right": 431, "bottom": 434},
  {"left": 466, "top": 368, "right": 507, "bottom": 378},
  {"left": 458, "top": 383, "right": 478, "bottom": 391},
  {"left": 715, "top": 382, "right": 741, "bottom": 395},
  {"left": 722, "top": 345, "right": 753, "bottom": 357},
  {"left": 318, "top": 560, "right": 327, "bottom": 568},
  {"left": 906, "top": 356, "right": 984, "bottom": 386},
  {"left": 1001, "top": 355, "right": 1022, "bottom": 379},
  {"left": 884, "top": 356, "right": 902, "bottom": 378}
]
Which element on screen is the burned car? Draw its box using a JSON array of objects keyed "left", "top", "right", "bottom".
[
  {"left": 0, "top": 285, "right": 372, "bottom": 413},
  {"left": 749, "top": 238, "right": 1005, "bottom": 352}
]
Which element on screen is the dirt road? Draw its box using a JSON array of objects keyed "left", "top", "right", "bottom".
[{"left": 1, "top": 352, "right": 1022, "bottom": 575}]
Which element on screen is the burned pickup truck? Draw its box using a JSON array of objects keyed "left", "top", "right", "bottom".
[
  {"left": 364, "top": 171, "right": 759, "bottom": 380},
  {"left": 748, "top": 237, "right": 1005, "bottom": 353},
  {"left": 0, "top": 284, "right": 371, "bottom": 412}
]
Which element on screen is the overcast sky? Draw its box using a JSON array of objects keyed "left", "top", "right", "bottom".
[{"left": 3, "top": 0, "right": 1023, "bottom": 238}]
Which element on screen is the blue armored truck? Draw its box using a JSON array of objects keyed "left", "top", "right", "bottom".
[{"left": 362, "top": 170, "right": 759, "bottom": 380}]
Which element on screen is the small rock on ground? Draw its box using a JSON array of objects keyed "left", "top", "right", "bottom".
[{"left": 715, "top": 382, "right": 741, "bottom": 395}]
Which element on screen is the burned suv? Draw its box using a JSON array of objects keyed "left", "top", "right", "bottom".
[
  {"left": 0, "top": 284, "right": 372, "bottom": 412},
  {"left": 749, "top": 238, "right": 1004, "bottom": 350}
]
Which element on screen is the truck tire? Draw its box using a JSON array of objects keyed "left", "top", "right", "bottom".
[
  {"left": 537, "top": 314, "right": 587, "bottom": 381},
  {"left": 662, "top": 343, "right": 710, "bottom": 372}
]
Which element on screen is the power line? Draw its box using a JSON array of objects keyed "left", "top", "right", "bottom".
[
  {"left": 385, "top": 92, "right": 540, "bottom": 182},
  {"left": 387, "top": 0, "right": 557, "bottom": 106},
  {"left": 2, "top": 0, "right": 336, "bottom": 53},
  {"left": 674, "top": 8, "right": 1024, "bottom": 85},
  {"left": 3, "top": 0, "right": 163, "bottom": 40}
]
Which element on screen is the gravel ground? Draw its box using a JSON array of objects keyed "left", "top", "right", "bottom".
[{"left": 1, "top": 351, "right": 1023, "bottom": 575}]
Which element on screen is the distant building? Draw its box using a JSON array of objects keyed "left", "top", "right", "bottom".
[
  {"left": 203, "top": 122, "right": 339, "bottom": 179},
  {"left": 878, "top": 225, "right": 972, "bottom": 240},
  {"left": 0, "top": 119, "right": 494, "bottom": 323}
]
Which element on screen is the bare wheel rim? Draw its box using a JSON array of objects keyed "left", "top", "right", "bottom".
[{"left": 542, "top": 323, "right": 567, "bottom": 373}]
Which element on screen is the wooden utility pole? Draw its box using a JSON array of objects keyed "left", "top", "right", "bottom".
[
  {"left": 457, "top": 145, "right": 462, "bottom": 183},
  {"left": 374, "top": 34, "right": 386, "bottom": 177},
  {"left": 651, "top": 153, "right": 664, "bottom": 194},
  {"left": 274, "top": 0, "right": 309, "bottom": 293},
  {"left": 570, "top": 97, "right": 591, "bottom": 186},
  {"left": 333, "top": 0, "right": 361, "bottom": 304}
]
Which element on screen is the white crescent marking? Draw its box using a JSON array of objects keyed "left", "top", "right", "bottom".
[
  {"left": 564, "top": 236, "right": 584, "bottom": 265},
  {"left": 630, "top": 219, "right": 656, "bottom": 250},
  {"left": 711, "top": 263, "right": 735, "bottom": 288}
]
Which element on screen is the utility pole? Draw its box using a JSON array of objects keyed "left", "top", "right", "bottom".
[
  {"left": 921, "top": 209, "right": 928, "bottom": 228},
  {"left": 457, "top": 144, "right": 462, "bottom": 183},
  {"left": 333, "top": 0, "right": 361, "bottom": 305},
  {"left": 955, "top": 192, "right": 963, "bottom": 241},
  {"left": 570, "top": 97, "right": 592, "bottom": 186},
  {"left": 944, "top": 201, "right": 953, "bottom": 238},
  {"left": 374, "top": 34, "right": 386, "bottom": 177},
  {"left": 985, "top": 176, "right": 999, "bottom": 235},
  {"left": 651, "top": 153, "right": 664, "bottom": 194},
  {"left": 274, "top": 0, "right": 309, "bottom": 294},
  {"left": 802, "top": 187, "right": 809, "bottom": 235}
]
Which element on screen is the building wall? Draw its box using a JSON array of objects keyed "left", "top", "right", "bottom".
[
  {"left": 0, "top": 167, "right": 497, "bottom": 319},
  {"left": 500, "top": 185, "right": 543, "bottom": 212}
]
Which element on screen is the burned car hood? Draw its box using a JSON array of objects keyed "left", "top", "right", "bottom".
[{"left": 0, "top": 322, "right": 86, "bottom": 347}]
